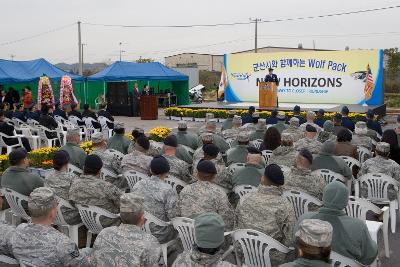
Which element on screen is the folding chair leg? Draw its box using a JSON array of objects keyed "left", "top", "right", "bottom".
[
  {"left": 86, "top": 232, "right": 92, "bottom": 248},
  {"left": 69, "top": 225, "right": 79, "bottom": 246},
  {"left": 390, "top": 202, "right": 396, "bottom": 233}
]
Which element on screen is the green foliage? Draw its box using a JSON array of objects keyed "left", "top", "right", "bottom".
[
  {"left": 385, "top": 48, "right": 400, "bottom": 79},
  {"left": 135, "top": 58, "right": 154, "bottom": 63}
]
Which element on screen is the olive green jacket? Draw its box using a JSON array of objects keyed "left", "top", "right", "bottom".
[{"left": 60, "top": 142, "right": 87, "bottom": 169}]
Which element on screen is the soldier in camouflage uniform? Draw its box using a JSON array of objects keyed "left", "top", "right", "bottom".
[
  {"left": 193, "top": 133, "right": 223, "bottom": 168},
  {"left": 299, "top": 111, "right": 322, "bottom": 133},
  {"left": 92, "top": 194, "right": 161, "bottom": 267},
  {"left": 222, "top": 115, "right": 242, "bottom": 140},
  {"left": 198, "top": 113, "right": 217, "bottom": 136},
  {"left": 285, "top": 149, "right": 327, "bottom": 200},
  {"left": 0, "top": 193, "right": 15, "bottom": 260},
  {"left": 173, "top": 212, "right": 235, "bottom": 267},
  {"left": 294, "top": 125, "right": 322, "bottom": 154},
  {"left": 221, "top": 110, "right": 236, "bottom": 131},
  {"left": 282, "top": 117, "right": 304, "bottom": 143},
  {"left": 130, "top": 156, "right": 178, "bottom": 244},
  {"left": 193, "top": 144, "right": 232, "bottom": 191},
  {"left": 44, "top": 150, "right": 81, "bottom": 224},
  {"left": 235, "top": 164, "right": 296, "bottom": 266},
  {"left": 280, "top": 219, "right": 333, "bottom": 267},
  {"left": 198, "top": 119, "right": 230, "bottom": 153},
  {"left": 11, "top": 187, "right": 92, "bottom": 266},
  {"left": 249, "top": 118, "right": 266, "bottom": 141},
  {"left": 60, "top": 128, "right": 86, "bottom": 169},
  {"left": 352, "top": 121, "right": 373, "bottom": 151},
  {"left": 175, "top": 121, "right": 199, "bottom": 150},
  {"left": 272, "top": 111, "right": 288, "bottom": 134},
  {"left": 358, "top": 142, "right": 400, "bottom": 200},
  {"left": 127, "top": 127, "right": 145, "bottom": 154},
  {"left": 69, "top": 155, "right": 122, "bottom": 227},
  {"left": 242, "top": 112, "right": 259, "bottom": 133},
  {"left": 178, "top": 160, "right": 234, "bottom": 230},
  {"left": 269, "top": 133, "right": 298, "bottom": 167},
  {"left": 107, "top": 122, "right": 131, "bottom": 155},
  {"left": 226, "top": 131, "right": 250, "bottom": 165},
  {"left": 163, "top": 135, "right": 194, "bottom": 183},
  {"left": 121, "top": 135, "right": 152, "bottom": 176},
  {"left": 232, "top": 146, "right": 263, "bottom": 187},
  {"left": 317, "top": 120, "right": 336, "bottom": 143}
]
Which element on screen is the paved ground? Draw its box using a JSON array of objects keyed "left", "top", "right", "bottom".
[{"left": 116, "top": 107, "right": 398, "bottom": 266}]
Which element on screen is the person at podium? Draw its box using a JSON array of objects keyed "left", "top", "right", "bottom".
[{"left": 265, "top": 68, "right": 279, "bottom": 86}]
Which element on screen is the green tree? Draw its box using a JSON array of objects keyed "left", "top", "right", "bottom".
[
  {"left": 135, "top": 57, "right": 154, "bottom": 63},
  {"left": 385, "top": 48, "right": 400, "bottom": 79}
]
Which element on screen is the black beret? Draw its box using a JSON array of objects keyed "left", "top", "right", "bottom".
[
  {"left": 305, "top": 124, "right": 317, "bottom": 133},
  {"left": 268, "top": 68, "right": 274, "bottom": 71},
  {"left": 318, "top": 109, "right": 325, "bottom": 115},
  {"left": 164, "top": 135, "right": 178, "bottom": 147},
  {"left": 9, "top": 148, "right": 27, "bottom": 165},
  {"left": 84, "top": 154, "right": 103, "bottom": 172},
  {"left": 293, "top": 105, "right": 301, "bottom": 112},
  {"left": 299, "top": 148, "right": 313, "bottom": 164},
  {"left": 271, "top": 109, "right": 278, "bottom": 116},
  {"left": 334, "top": 113, "right": 342, "bottom": 120},
  {"left": 247, "top": 146, "right": 261, "bottom": 154},
  {"left": 53, "top": 150, "right": 70, "bottom": 168},
  {"left": 136, "top": 135, "right": 150, "bottom": 150},
  {"left": 264, "top": 164, "right": 284, "bottom": 185},
  {"left": 341, "top": 106, "right": 349, "bottom": 114},
  {"left": 202, "top": 144, "right": 220, "bottom": 157},
  {"left": 197, "top": 159, "right": 217, "bottom": 174},
  {"left": 150, "top": 156, "right": 170, "bottom": 175}
]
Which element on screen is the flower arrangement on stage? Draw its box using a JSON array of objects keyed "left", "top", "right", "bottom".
[
  {"left": 59, "top": 75, "right": 76, "bottom": 107},
  {"left": 148, "top": 126, "right": 171, "bottom": 142},
  {"left": 37, "top": 75, "right": 55, "bottom": 109}
]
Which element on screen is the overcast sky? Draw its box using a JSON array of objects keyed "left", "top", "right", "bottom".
[{"left": 1, "top": 0, "right": 399, "bottom": 64}]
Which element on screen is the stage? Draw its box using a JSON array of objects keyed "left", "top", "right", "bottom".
[{"left": 179, "top": 101, "right": 386, "bottom": 116}]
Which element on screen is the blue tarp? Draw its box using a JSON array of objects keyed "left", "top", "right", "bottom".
[
  {"left": 88, "top": 61, "right": 188, "bottom": 81},
  {"left": 0, "top": 58, "right": 83, "bottom": 84}
]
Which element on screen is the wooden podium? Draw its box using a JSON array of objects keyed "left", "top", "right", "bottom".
[
  {"left": 259, "top": 82, "right": 278, "bottom": 108},
  {"left": 140, "top": 95, "right": 158, "bottom": 120}
]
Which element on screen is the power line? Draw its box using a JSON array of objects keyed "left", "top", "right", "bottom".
[{"left": 0, "top": 23, "right": 76, "bottom": 47}]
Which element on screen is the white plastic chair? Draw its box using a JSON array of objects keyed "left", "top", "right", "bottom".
[
  {"left": 104, "top": 149, "right": 124, "bottom": 162},
  {"left": 171, "top": 217, "right": 195, "bottom": 251},
  {"left": 20, "top": 127, "right": 40, "bottom": 150},
  {"left": 231, "top": 229, "right": 292, "bottom": 267},
  {"left": 233, "top": 185, "right": 258, "bottom": 203},
  {"left": 282, "top": 189, "right": 322, "bottom": 220},
  {"left": 0, "top": 255, "right": 19, "bottom": 266},
  {"left": 37, "top": 125, "right": 59, "bottom": 147},
  {"left": 68, "top": 115, "right": 82, "bottom": 127},
  {"left": 0, "top": 132, "right": 23, "bottom": 154},
  {"left": 53, "top": 197, "right": 83, "bottom": 245},
  {"left": 123, "top": 170, "right": 150, "bottom": 190},
  {"left": 54, "top": 115, "right": 68, "bottom": 125},
  {"left": 228, "top": 162, "right": 246, "bottom": 175},
  {"left": 3, "top": 188, "right": 30, "bottom": 225},
  {"left": 76, "top": 204, "right": 120, "bottom": 247},
  {"left": 11, "top": 117, "right": 28, "bottom": 129},
  {"left": 251, "top": 139, "right": 263, "bottom": 150},
  {"left": 100, "top": 167, "right": 118, "bottom": 181},
  {"left": 345, "top": 196, "right": 389, "bottom": 258},
  {"left": 67, "top": 164, "right": 83, "bottom": 176},
  {"left": 68, "top": 116, "right": 88, "bottom": 141},
  {"left": 312, "top": 169, "right": 346, "bottom": 184},
  {"left": 142, "top": 212, "right": 178, "bottom": 266},
  {"left": 330, "top": 251, "right": 363, "bottom": 267},
  {"left": 164, "top": 176, "right": 187, "bottom": 194},
  {"left": 83, "top": 117, "right": 100, "bottom": 139},
  {"left": 357, "top": 146, "right": 372, "bottom": 163},
  {"left": 355, "top": 173, "right": 400, "bottom": 234},
  {"left": 98, "top": 116, "right": 114, "bottom": 139},
  {"left": 27, "top": 118, "right": 40, "bottom": 128},
  {"left": 261, "top": 150, "right": 273, "bottom": 165},
  {"left": 340, "top": 156, "right": 361, "bottom": 172}
]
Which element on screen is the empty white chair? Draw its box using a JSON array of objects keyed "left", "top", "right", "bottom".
[
  {"left": 3, "top": 188, "right": 30, "bottom": 225},
  {"left": 345, "top": 196, "right": 389, "bottom": 258},
  {"left": 68, "top": 115, "right": 82, "bottom": 127},
  {"left": 27, "top": 118, "right": 40, "bottom": 128},
  {"left": 0, "top": 132, "right": 23, "bottom": 154},
  {"left": 19, "top": 127, "right": 40, "bottom": 150},
  {"left": 53, "top": 198, "right": 83, "bottom": 245},
  {"left": 340, "top": 156, "right": 361, "bottom": 172},
  {"left": 228, "top": 162, "right": 246, "bottom": 175},
  {"left": 355, "top": 173, "right": 400, "bottom": 233},
  {"left": 123, "top": 170, "right": 150, "bottom": 190},
  {"left": 37, "top": 125, "right": 59, "bottom": 147},
  {"left": 329, "top": 251, "right": 363, "bottom": 267},
  {"left": 231, "top": 229, "right": 292, "bottom": 267},
  {"left": 142, "top": 212, "right": 178, "bottom": 266},
  {"left": 282, "top": 189, "right": 322, "bottom": 220},
  {"left": 83, "top": 117, "right": 100, "bottom": 138},
  {"left": 67, "top": 164, "right": 83, "bottom": 176},
  {"left": 357, "top": 146, "right": 372, "bottom": 163},
  {"left": 233, "top": 185, "right": 258, "bottom": 203},
  {"left": 76, "top": 204, "right": 120, "bottom": 247},
  {"left": 171, "top": 217, "right": 195, "bottom": 251},
  {"left": 98, "top": 116, "right": 114, "bottom": 139},
  {"left": 164, "top": 176, "right": 187, "bottom": 194},
  {"left": 261, "top": 150, "right": 273, "bottom": 165},
  {"left": 54, "top": 115, "right": 68, "bottom": 125},
  {"left": 0, "top": 255, "right": 19, "bottom": 266}
]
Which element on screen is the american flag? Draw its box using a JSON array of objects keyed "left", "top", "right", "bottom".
[{"left": 364, "top": 64, "right": 374, "bottom": 101}]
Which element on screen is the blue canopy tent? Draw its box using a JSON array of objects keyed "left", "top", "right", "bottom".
[{"left": 87, "top": 61, "right": 189, "bottom": 105}]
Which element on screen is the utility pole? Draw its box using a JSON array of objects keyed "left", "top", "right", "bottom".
[
  {"left": 10, "top": 54, "right": 15, "bottom": 61},
  {"left": 81, "top": 43, "right": 87, "bottom": 74},
  {"left": 119, "top": 42, "right": 126, "bottom": 61},
  {"left": 78, "top": 21, "right": 82, "bottom": 75},
  {"left": 250, "top": 18, "right": 261, "bottom": 53}
]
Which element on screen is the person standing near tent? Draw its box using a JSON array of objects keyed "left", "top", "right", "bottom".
[
  {"left": 23, "top": 87, "right": 32, "bottom": 109},
  {"left": 59, "top": 75, "right": 77, "bottom": 111},
  {"left": 131, "top": 82, "right": 141, "bottom": 117},
  {"left": 37, "top": 75, "right": 55, "bottom": 110}
]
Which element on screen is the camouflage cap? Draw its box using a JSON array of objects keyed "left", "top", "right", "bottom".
[
  {"left": 201, "top": 132, "right": 214, "bottom": 142},
  {"left": 281, "top": 133, "right": 293, "bottom": 142},
  {"left": 355, "top": 121, "right": 367, "bottom": 129},
  {"left": 252, "top": 112, "right": 260, "bottom": 118},
  {"left": 232, "top": 115, "right": 242, "bottom": 124},
  {"left": 91, "top": 132, "right": 104, "bottom": 144},
  {"left": 376, "top": 142, "right": 390, "bottom": 153},
  {"left": 29, "top": 187, "right": 57, "bottom": 210},
  {"left": 194, "top": 212, "right": 225, "bottom": 248},
  {"left": 354, "top": 121, "right": 368, "bottom": 135},
  {"left": 178, "top": 121, "right": 187, "bottom": 129},
  {"left": 205, "top": 113, "right": 214, "bottom": 120},
  {"left": 295, "top": 219, "right": 333, "bottom": 247},
  {"left": 237, "top": 131, "right": 250, "bottom": 142},
  {"left": 307, "top": 110, "right": 316, "bottom": 118},
  {"left": 289, "top": 117, "right": 300, "bottom": 127},
  {"left": 114, "top": 122, "right": 125, "bottom": 130},
  {"left": 67, "top": 127, "right": 80, "bottom": 136},
  {"left": 277, "top": 111, "right": 286, "bottom": 120},
  {"left": 120, "top": 193, "right": 144, "bottom": 214},
  {"left": 206, "top": 119, "right": 217, "bottom": 127},
  {"left": 228, "top": 110, "right": 236, "bottom": 115},
  {"left": 257, "top": 119, "right": 266, "bottom": 128}
]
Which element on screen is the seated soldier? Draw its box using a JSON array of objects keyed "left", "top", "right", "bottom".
[
  {"left": 222, "top": 115, "right": 242, "bottom": 140},
  {"left": 198, "top": 119, "right": 229, "bottom": 153},
  {"left": 317, "top": 120, "right": 336, "bottom": 143},
  {"left": 121, "top": 135, "right": 152, "bottom": 175},
  {"left": 175, "top": 121, "right": 199, "bottom": 150},
  {"left": 130, "top": 156, "right": 178, "bottom": 244},
  {"left": 286, "top": 149, "right": 327, "bottom": 200},
  {"left": 282, "top": 117, "right": 304, "bottom": 143},
  {"left": 198, "top": 113, "right": 216, "bottom": 136},
  {"left": 44, "top": 150, "right": 80, "bottom": 224},
  {"left": 232, "top": 146, "right": 263, "bottom": 187},
  {"left": 269, "top": 133, "right": 298, "bottom": 167},
  {"left": 352, "top": 121, "right": 373, "bottom": 151},
  {"left": 299, "top": 111, "right": 322, "bottom": 132},
  {"left": 179, "top": 160, "right": 234, "bottom": 230},
  {"left": 107, "top": 122, "right": 131, "bottom": 155},
  {"left": 127, "top": 127, "right": 145, "bottom": 154},
  {"left": 0, "top": 193, "right": 16, "bottom": 262},
  {"left": 221, "top": 110, "right": 236, "bottom": 131},
  {"left": 69, "top": 155, "right": 122, "bottom": 227},
  {"left": 294, "top": 125, "right": 322, "bottom": 154},
  {"left": 11, "top": 187, "right": 92, "bottom": 266},
  {"left": 249, "top": 118, "right": 267, "bottom": 141},
  {"left": 242, "top": 112, "right": 259, "bottom": 132},
  {"left": 92, "top": 194, "right": 161, "bottom": 266},
  {"left": 314, "top": 109, "right": 326, "bottom": 128},
  {"left": 60, "top": 128, "right": 87, "bottom": 169},
  {"left": 272, "top": 111, "right": 288, "bottom": 134},
  {"left": 226, "top": 131, "right": 250, "bottom": 165},
  {"left": 173, "top": 212, "right": 235, "bottom": 267},
  {"left": 297, "top": 181, "right": 378, "bottom": 265},
  {"left": 193, "top": 133, "right": 223, "bottom": 168},
  {"left": 334, "top": 129, "right": 358, "bottom": 159},
  {"left": 280, "top": 219, "right": 333, "bottom": 267},
  {"left": 235, "top": 164, "right": 296, "bottom": 266},
  {"left": 163, "top": 135, "right": 193, "bottom": 183}
]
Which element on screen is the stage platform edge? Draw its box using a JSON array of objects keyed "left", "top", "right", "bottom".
[{"left": 178, "top": 102, "right": 386, "bottom": 117}]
